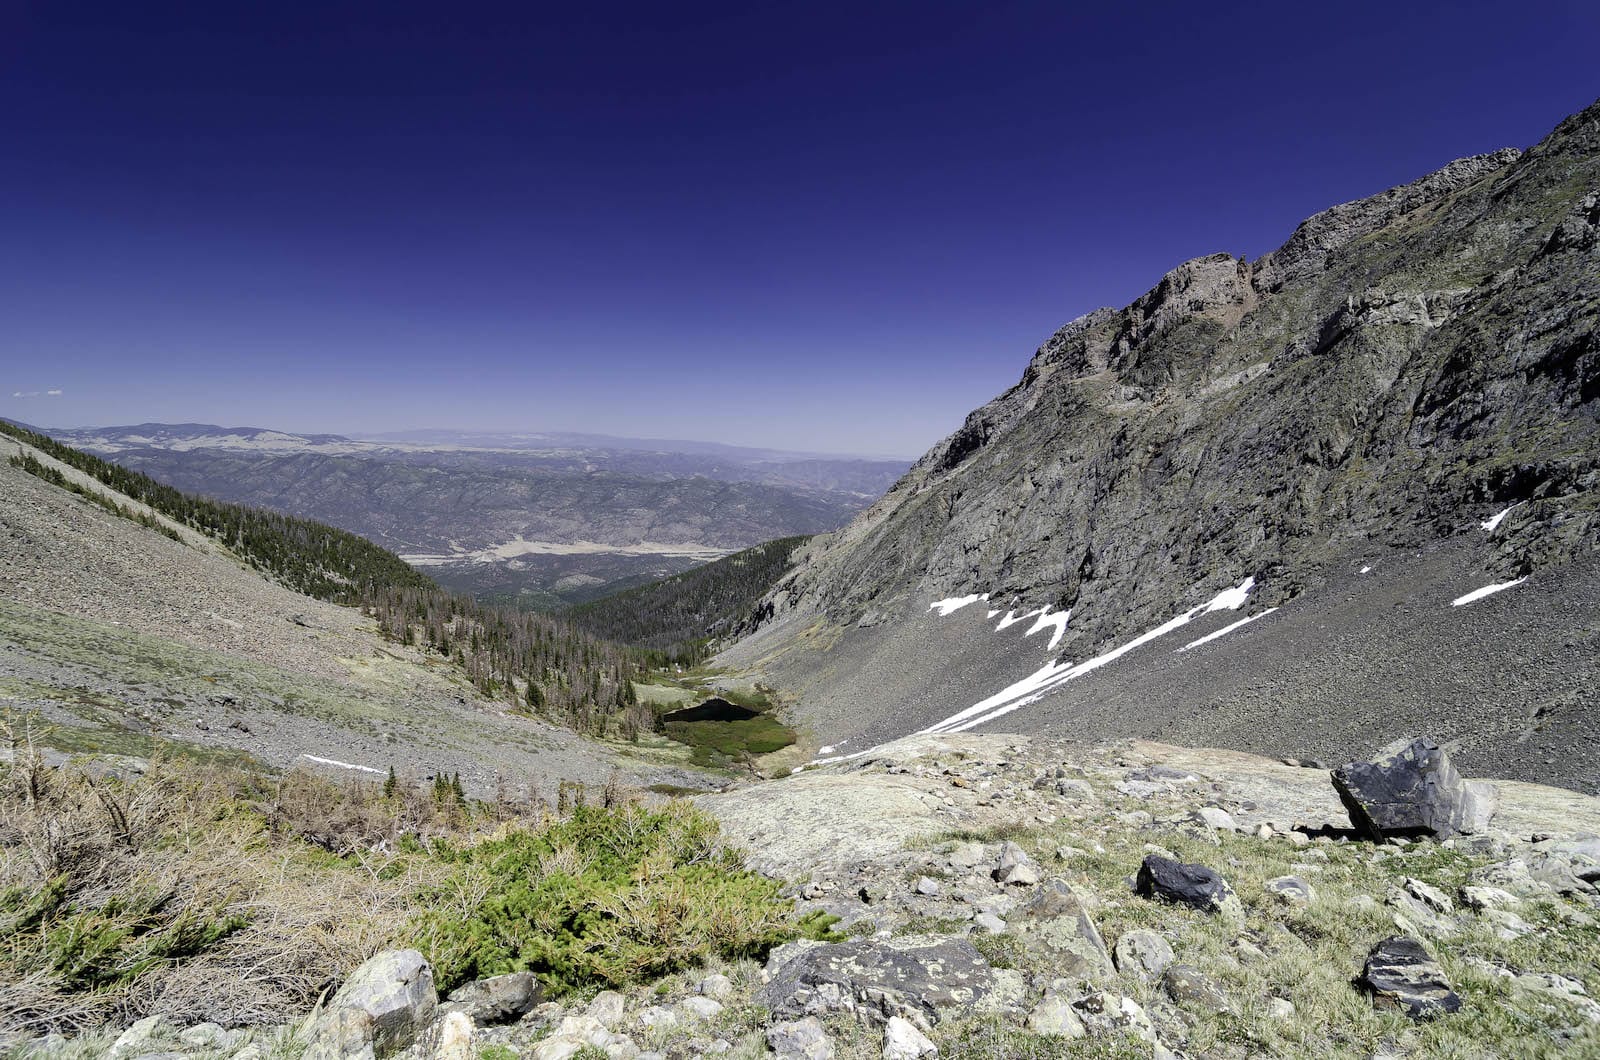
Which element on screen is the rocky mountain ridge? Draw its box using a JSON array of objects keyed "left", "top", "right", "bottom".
[{"left": 720, "top": 99, "right": 1600, "bottom": 788}]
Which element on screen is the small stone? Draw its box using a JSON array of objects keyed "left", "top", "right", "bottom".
[
  {"left": 1403, "top": 878, "right": 1454, "bottom": 915},
  {"left": 1112, "top": 930, "right": 1174, "bottom": 981},
  {"left": 1192, "top": 806, "right": 1238, "bottom": 832},
  {"left": 107, "top": 1015, "right": 168, "bottom": 1060},
  {"left": 1268, "top": 997, "right": 1296, "bottom": 1019},
  {"left": 678, "top": 996, "right": 723, "bottom": 1021},
  {"left": 1359, "top": 936, "right": 1460, "bottom": 1020},
  {"left": 588, "top": 991, "right": 627, "bottom": 1029},
  {"left": 637, "top": 1006, "right": 678, "bottom": 1030},
  {"left": 1459, "top": 885, "right": 1520, "bottom": 912},
  {"left": 1026, "top": 996, "right": 1086, "bottom": 1038},
  {"left": 768, "top": 1016, "right": 835, "bottom": 1060},
  {"left": 972, "top": 911, "right": 1007, "bottom": 933},
  {"left": 533, "top": 1039, "right": 583, "bottom": 1060},
  {"left": 1162, "top": 964, "right": 1230, "bottom": 1014},
  {"left": 947, "top": 842, "right": 985, "bottom": 869},
  {"left": 177, "top": 1023, "right": 231, "bottom": 1049},
  {"left": 698, "top": 974, "right": 735, "bottom": 999},
  {"left": 1266, "top": 876, "right": 1316, "bottom": 905},
  {"left": 882, "top": 1015, "right": 938, "bottom": 1059},
  {"left": 915, "top": 876, "right": 942, "bottom": 897}
]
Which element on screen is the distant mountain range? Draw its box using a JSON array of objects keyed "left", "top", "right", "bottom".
[{"left": 37, "top": 422, "right": 909, "bottom": 609}]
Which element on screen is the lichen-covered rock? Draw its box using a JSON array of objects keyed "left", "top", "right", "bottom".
[
  {"left": 1007, "top": 879, "right": 1112, "bottom": 981},
  {"left": 1332, "top": 738, "right": 1498, "bottom": 841},
  {"left": 1112, "top": 929, "right": 1174, "bottom": 981},
  {"left": 767, "top": 1017, "right": 835, "bottom": 1060},
  {"left": 762, "top": 936, "right": 996, "bottom": 1025},
  {"left": 303, "top": 949, "right": 437, "bottom": 1059},
  {"left": 1359, "top": 936, "right": 1461, "bottom": 1020},
  {"left": 1135, "top": 855, "right": 1242, "bottom": 918},
  {"left": 1266, "top": 876, "right": 1315, "bottom": 905},
  {"left": 1161, "top": 964, "right": 1231, "bottom": 1014}
]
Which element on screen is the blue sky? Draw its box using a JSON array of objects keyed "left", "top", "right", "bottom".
[{"left": 3, "top": 2, "right": 1597, "bottom": 458}]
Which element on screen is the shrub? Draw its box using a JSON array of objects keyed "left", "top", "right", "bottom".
[{"left": 408, "top": 801, "right": 804, "bottom": 994}]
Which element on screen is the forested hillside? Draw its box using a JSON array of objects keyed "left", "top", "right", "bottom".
[
  {"left": 564, "top": 536, "right": 811, "bottom": 663},
  {"left": 0, "top": 419, "right": 644, "bottom": 736}
]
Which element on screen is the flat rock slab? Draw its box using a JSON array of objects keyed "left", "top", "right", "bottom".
[
  {"left": 762, "top": 935, "right": 999, "bottom": 1025},
  {"left": 704, "top": 734, "right": 1018, "bottom": 875}
]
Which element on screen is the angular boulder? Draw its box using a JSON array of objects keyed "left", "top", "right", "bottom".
[
  {"left": 443, "top": 970, "right": 543, "bottom": 1024},
  {"left": 1332, "top": 738, "right": 1497, "bottom": 841},
  {"left": 1359, "top": 936, "right": 1460, "bottom": 1020},
  {"left": 1007, "top": 879, "right": 1112, "bottom": 981},
  {"left": 763, "top": 936, "right": 996, "bottom": 1025},
  {"left": 303, "top": 949, "right": 437, "bottom": 1059},
  {"left": 1134, "top": 855, "right": 1242, "bottom": 917}
]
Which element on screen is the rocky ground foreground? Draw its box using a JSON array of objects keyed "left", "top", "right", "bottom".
[{"left": 21, "top": 733, "right": 1600, "bottom": 1060}]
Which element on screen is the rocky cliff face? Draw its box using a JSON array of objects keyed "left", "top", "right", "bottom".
[
  {"left": 744, "top": 103, "right": 1598, "bottom": 655},
  {"left": 721, "top": 101, "right": 1600, "bottom": 789}
]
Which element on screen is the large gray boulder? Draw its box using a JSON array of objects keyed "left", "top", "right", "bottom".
[
  {"left": 762, "top": 936, "right": 997, "bottom": 1026},
  {"left": 303, "top": 949, "right": 437, "bottom": 1059},
  {"left": 1332, "top": 738, "right": 1497, "bottom": 841}
]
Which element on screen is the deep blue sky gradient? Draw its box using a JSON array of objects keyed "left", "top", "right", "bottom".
[{"left": 4, "top": 1, "right": 1597, "bottom": 456}]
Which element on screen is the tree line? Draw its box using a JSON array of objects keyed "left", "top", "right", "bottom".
[
  {"left": 563, "top": 536, "right": 811, "bottom": 665},
  {"left": 2, "top": 419, "right": 648, "bottom": 738}
]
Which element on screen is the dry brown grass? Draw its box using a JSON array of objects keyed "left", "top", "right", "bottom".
[{"left": 0, "top": 718, "right": 545, "bottom": 1044}]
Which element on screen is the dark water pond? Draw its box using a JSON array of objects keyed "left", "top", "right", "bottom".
[{"left": 660, "top": 697, "right": 760, "bottom": 724}]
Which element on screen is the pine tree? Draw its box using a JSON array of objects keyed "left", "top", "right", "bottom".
[{"left": 383, "top": 765, "right": 397, "bottom": 799}]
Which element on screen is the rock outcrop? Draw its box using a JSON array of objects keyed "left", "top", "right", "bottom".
[{"left": 1333, "top": 737, "right": 1499, "bottom": 840}]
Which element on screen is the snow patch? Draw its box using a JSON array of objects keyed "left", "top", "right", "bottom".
[
  {"left": 929, "top": 595, "right": 984, "bottom": 616},
  {"left": 1451, "top": 578, "right": 1527, "bottom": 607},
  {"left": 1481, "top": 503, "right": 1523, "bottom": 533},
  {"left": 921, "top": 577, "right": 1259, "bottom": 735},
  {"left": 995, "top": 607, "right": 1044, "bottom": 632},
  {"left": 986, "top": 609, "right": 1001, "bottom": 619},
  {"left": 300, "top": 754, "right": 386, "bottom": 776},
  {"left": 1176, "top": 608, "right": 1277, "bottom": 653},
  {"left": 1359, "top": 565, "right": 1372, "bottom": 575},
  {"left": 1024, "top": 607, "right": 1072, "bottom": 651}
]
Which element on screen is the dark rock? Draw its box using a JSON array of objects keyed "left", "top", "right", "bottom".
[
  {"left": 1359, "top": 936, "right": 1461, "bottom": 1020},
  {"left": 1134, "top": 855, "right": 1242, "bottom": 917},
  {"left": 762, "top": 936, "right": 996, "bottom": 1025},
  {"left": 444, "top": 970, "right": 543, "bottom": 1024},
  {"left": 1332, "top": 738, "right": 1498, "bottom": 841}
]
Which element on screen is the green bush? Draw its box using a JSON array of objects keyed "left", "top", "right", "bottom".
[{"left": 409, "top": 801, "right": 810, "bottom": 994}]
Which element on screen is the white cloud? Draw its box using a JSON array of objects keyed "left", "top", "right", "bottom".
[{"left": 9, "top": 388, "right": 63, "bottom": 399}]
